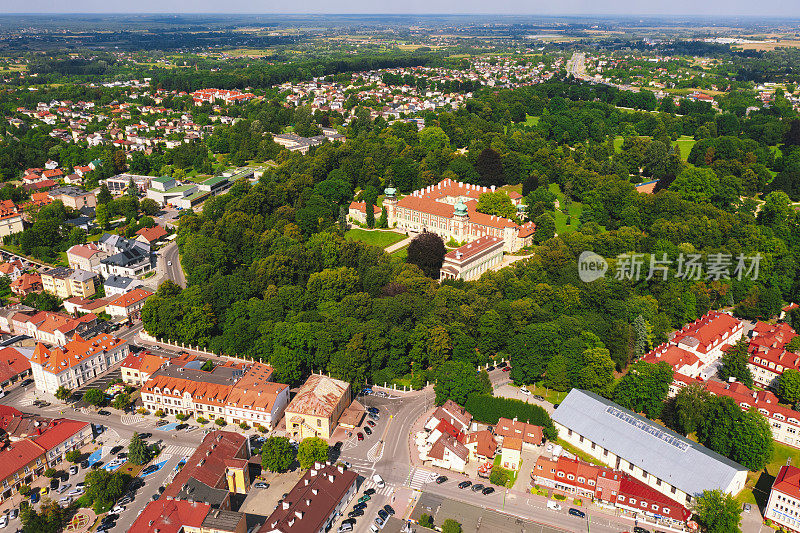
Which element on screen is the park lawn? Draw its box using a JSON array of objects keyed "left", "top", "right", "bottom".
[
  {"left": 525, "top": 382, "right": 570, "bottom": 405},
  {"left": 548, "top": 183, "right": 584, "bottom": 235},
  {"left": 613, "top": 135, "right": 624, "bottom": 153},
  {"left": 737, "top": 442, "right": 800, "bottom": 511},
  {"left": 345, "top": 229, "right": 406, "bottom": 249},
  {"left": 675, "top": 136, "right": 696, "bottom": 161}
]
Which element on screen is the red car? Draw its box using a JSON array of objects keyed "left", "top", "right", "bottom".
[
  {"left": 502, "top": 366, "right": 512, "bottom": 372},
  {"left": 357, "top": 432, "right": 364, "bottom": 441}
]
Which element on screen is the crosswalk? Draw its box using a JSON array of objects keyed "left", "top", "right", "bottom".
[
  {"left": 18, "top": 394, "right": 34, "bottom": 407},
  {"left": 121, "top": 414, "right": 144, "bottom": 424},
  {"left": 409, "top": 468, "right": 436, "bottom": 490},
  {"left": 161, "top": 444, "right": 195, "bottom": 457},
  {"left": 359, "top": 479, "right": 394, "bottom": 497}
]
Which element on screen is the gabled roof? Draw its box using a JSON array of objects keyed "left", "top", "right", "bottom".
[
  {"left": 0, "top": 439, "right": 45, "bottom": 481},
  {"left": 31, "top": 333, "right": 125, "bottom": 374},
  {"left": 495, "top": 417, "right": 543, "bottom": 445},
  {"left": 773, "top": 465, "right": 800, "bottom": 500},
  {"left": 135, "top": 225, "right": 167, "bottom": 243},
  {"left": 0, "top": 347, "right": 30, "bottom": 383},
  {"left": 107, "top": 288, "right": 153, "bottom": 309},
  {"left": 162, "top": 431, "right": 246, "bottom": 500},
  {"left": 129, "top": 499, "right": 210, "bottom": 533},
  {"left": 285, "top": 374, "right": 349, "bottom": 418},
  {"left": 33, "top": 418, "right": 90, "bottom": 451}
]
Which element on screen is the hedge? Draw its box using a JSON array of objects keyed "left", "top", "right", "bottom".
[{"left": 464, "top": 394, "right": 558, "bottom": 440}]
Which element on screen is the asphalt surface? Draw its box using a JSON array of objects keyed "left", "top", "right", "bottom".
[{"left": 158, "top": 241, "right": 186, "bottom": 288}]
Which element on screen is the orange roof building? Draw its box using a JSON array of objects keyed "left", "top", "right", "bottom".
[
  {"left": 10, "top": 272, "right": 41, "bottom": 297},
  {"left": 120, "top": 352, "right": 168, "bottom": 386},
  {"left": 284, "top": 374, "right": 351, "bottom": 441},
  {"left": 383, "top": 179, "right": 535, "bottom": 252},
  {"left": 224, "top": 362, "right": 288, "bottom": 430},
  {"left": 30, "top": 333, "right": 129, "bottom": 395},
  {"left": 106, "top": 287, "right": 153, "bottom": 318}
]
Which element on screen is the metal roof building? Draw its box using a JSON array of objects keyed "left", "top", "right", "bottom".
[{"left": 551, "top": 389, "right": 747, "bottom": 503}]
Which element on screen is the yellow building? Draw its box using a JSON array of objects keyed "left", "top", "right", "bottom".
[
  {"left": 41, "top": 267, "right": 97, "bottom": 299},
  {"left": 284, "top": 374, "right": 351, "bottom": 441}
]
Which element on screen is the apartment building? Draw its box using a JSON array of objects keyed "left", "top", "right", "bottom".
[
  {"left": 66, "top": 243, "right": 106, "bottom": 272},
  {"left": 120, "top": 351, "right": 168, "bottom": 386},
  {"left": 41, "top": 267, "right": 98, "bottom": 299},
  {"left": 747, "top": 322, "right": 799, "bottom": 388},
  {"left": 224, "top": 363, "right": 289, "bottom": 430},
  {"left": 105, "top": 287, "right": 153, "bottom": 318},
  {"left": 30, "top": 333, "right": 129, "bottom": 395},
  {"left": 439, "top": 235, "right": 505, "bottom": 281},
  {"left": 0, "top": 440, "right": 46, "bottom": 502}
]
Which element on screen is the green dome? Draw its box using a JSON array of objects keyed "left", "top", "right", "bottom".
[
  {"left": 454, "top": 201, "right": 468, "bottom": 216},
  {"left": 384, "top": 186, "right": 396, "bottom": 197}
]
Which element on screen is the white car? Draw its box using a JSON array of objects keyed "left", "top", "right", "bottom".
[
  {"left": 67, "top": 488, "right": 84, "bottom": 497},
  {"left": 520, "top": 386, "right": 531, "bottom": 395},
  {"left": 546, "top": 500, "right": 562, "bottom": 511},
  {"left": 57, "top": 483, "right": 71, "bottom": 494},
  {"left": 0, "top": 515, "right": 7, "bottom": 528},
  {"left": 58, "top": 497, "right": 72, "bottom": 508},
  {"left": 372, "top": 474, "right": 385, "bottom": 489},
  {"left": 111, "top": 505, "right": 125, "bottom": 514}
]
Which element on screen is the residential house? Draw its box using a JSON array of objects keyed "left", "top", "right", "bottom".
[
  {"left": 48, "top": 186, "right": 96, "bottom": 210},
  {"left": 66, "top": 243, "right": 106, "bottom": 272},
  {"left": 748, "top": 322, "right": 799, "bottom": 388},
  {"left": 494, "top": 417, "right": 544, "bottom": 449},
  {"left": 427, "top": 433, "right": 469, "bottom": 472},
  {"left": 0, "top": 440, "right": 46, "bottom": 502},
  {"left": 500, "top": 436, "right": 523, "bottom": 470},
  {"left": 33, "top": 418, "right": 92, "bottom": 466},
  {"left": 23, "top": 311, "right": 97, "bottom": 346},
  {"left": 0, "top": 261, "right": 23, "bottom": 281},
  {"left": 130, "top": 500, "right": 211, "bottom": 533},
  {"left": 30, "top": 333, "right": 129, "bottom": 395},
  {"left": 103, "top": 274, "right": 142, "bottom": 296},
  {"left": 463, "top": 430, "right": 497, "bottom": 463},
  {"left": 284, "top": 374, "right": 351, "bottom": 441},
  {"left": 424, "top": 399, "right": 473, "bottom": 433},
  {"left": 135, "top": 225, "right": 167, "bottom": 245},
  {"left": 105, "top": 287, "right": 153, "bottom": 318},
  {"left": 62, "top": 296, "right": 110, "bottom": 316},
  {"left": 10, "top": 273, "right": 42, "bottom": 297},
  {"left": 532, "top": 455, "right": 692, "bottom": 526}
]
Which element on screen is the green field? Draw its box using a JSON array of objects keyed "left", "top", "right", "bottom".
[
  {"left": 675, "top": 136, "right": 696, "bottom": 161},
  {"left": 392, "top": 246, "right": 409, "bottom": 260},
  {"left": 345, "top": 229, "right": 406, "bottom": 248},
  {"left": 548, "top": 183, "right": 583, "bottom": 235},
  {"left": 524, "top": 114, "right": 540, "bottom": 126},
  {"left": 613, "top": 135, "right": 624, "bottom": 153}
]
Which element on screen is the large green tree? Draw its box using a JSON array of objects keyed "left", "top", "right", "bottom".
[
  {"left": 297, "top": 437, "right": 329, "bottom": 469},
  {"left": 693, "top": 489, "right": 742, "bottom": 533},
  {"left": 612, "top": 361, "right": 673, "bottom": 419},
  {"left": 434, "top": 360, "right": 491, "bottom": 406},
  {"left": 406, "top": 231, "right": 446, "bottom": 278},
  {"left": 697, "top": 396, "right": 773, "bottom": 471},
  {"left": 780, "top": 368, "right": 800, "bottom": 405},
  {"left": 128, "top": 432, "right": 150, "bottom": 466},
  {"left": 718, "top": 341, "right": 753, "bottom": 387},
  {"left": 261, "top": 436, "right": 295, "bottom": 473}
]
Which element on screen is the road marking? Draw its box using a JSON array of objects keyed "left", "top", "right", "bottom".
[
  {"left": 161, "top": 444, "right": 195, "bottom": 456},
  {"left": 367, "top": 441, "right": 384, "bottom": 462},
  {"left": 408, "top": 468, "right": 434, "bottom": 490},
  {"left": 121, "top": 414, "right": 144, "bottom": 425}
]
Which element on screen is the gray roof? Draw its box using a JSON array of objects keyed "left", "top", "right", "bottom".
[
  {"left": 104, "top": 275, "right": 136, "bottom": 289},
  {"left": 551, "top": 389, "right": 746, "bottom": 497}
]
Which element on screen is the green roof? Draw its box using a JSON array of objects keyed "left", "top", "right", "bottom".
[
  {"left": 200, "top": 175, "right": 229, "bottom": 187},
  {"left": 152, "top": 176, "right": 174, "bottom": 184},
  {"left": 186, "top": 191, "right": 211, "bottom": 202},
  {"left": 166, "top": 184, "right": 197, "bottom": 193}
]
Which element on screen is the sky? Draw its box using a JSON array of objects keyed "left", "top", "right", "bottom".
[{"left": 4, "top": 0, "right": 800, "bottom": 17}]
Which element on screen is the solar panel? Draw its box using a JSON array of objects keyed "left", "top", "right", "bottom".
[{"left": 606, "top": 406, "right": 689, "bottom": 452}]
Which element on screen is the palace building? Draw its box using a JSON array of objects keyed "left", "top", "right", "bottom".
[{"left": 374, "top": 179, "right": 535, "bottom": 252}]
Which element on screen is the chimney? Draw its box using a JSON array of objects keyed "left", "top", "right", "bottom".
[
  {"left": 149, "top": 521, "right": 154, "bottom": 527},
  {"left": 328, "top": 474, "right": 335, "bottom": 483},
  {"left": 312, "top": 488, "right": 319, "bottom": 495},
  {"left": 295, "top": 511, "right": 304, "bottom": 519},
  {"left": 337, "top": 465, "right": 344, "bottom": 473},
  {"left": 282, "top": 501, "right": 290, "bottom": 510},
  {"left": 310, "top": 469, "right": 317, "bottom": 477},
  {"left": 305, "top": 499, "right": 312, "bottom": 506}
]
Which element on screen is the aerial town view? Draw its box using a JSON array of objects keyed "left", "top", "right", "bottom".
[{"left": 1, "top": 0, "right": 800, "bottom": 532}]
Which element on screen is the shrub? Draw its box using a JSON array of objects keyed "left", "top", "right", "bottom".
[
  {"left": 419, "top": 514, "right": 434, "bottom": 528},
  {"left": 239, "top": 422, "right": 250, "bottom": 430},
  {"left": 215, "top": 418, "right": 227, "bottom": 426},
  {"left": 464, "top": 394, "right": 557, "bottom": 440},
  {"left": 44, "top": 468, "right": 57, "bottom": 478},
  {"left": 136, "top": 407, "right": 149, "bottom": 415},
  {"left": 553, "top": 493, "right": 566, "bottom": 501},
  {"left": 176, "top": 413, "right": 188, "bottom": 421},
  {"left": 155, "top": 409, "right": 165, "bottom": 418},
  {"left": 257, "top": 424, "right": 267, "bottom": 433},
  {"left": 489, "top": 466, "right": 511, "bottom": 487},
  {"left": 573, "top": 498, "right": 582, "bottom": 506},
  {"left": 18, "top": 485, "right": 30, "bottom": 496},
  {"left": 196, "top": 417, "right": 208, "bottom": 425},
  {"left": 65, "top": 450, "right": 81, "bottom": 463}
]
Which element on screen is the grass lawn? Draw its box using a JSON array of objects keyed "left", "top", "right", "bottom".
[
  {"left": 548, "top": 183, "right": 584, "bottom": 235},
  {"left": 675, "top": 136, "right": 696, "bottom": 161},
  {"left": 737, "top": 442, "right": 800, "bottom": 511},
  {"left": 526, "top": 382, "right": 570, "bottom": 405},
  {"left": 555, "top": 438, "right": 606, "bottom": 467},
  {"left": 345, "top": 229, "right": 406, "bottom": 249},
  {"left": 392, "top": 246, "right": 409, "bottom": 261},
  {"left": 613, "top": 135, "right": 624, "bottom": 153}
]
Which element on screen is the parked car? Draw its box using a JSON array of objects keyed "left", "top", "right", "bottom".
[
  {"left": 142, "top": 465, "right": 159, "bottom": 475},
  {"left": 357, "top": 432, "right": 364, "bottom": 441},
  {"left": 568, "top": 508, "right": 586, "bottom": 518},
  {"left": 366, "top": 420, "right": 376, "bottom": 427},
  {"left": 519, "top": 386, "right": 530, "bottom": 395},
  {"left": 67, "top": 488, "right": 84, "bottom": 497},
  {"left": 375, "top": 517, "right": 385, "bottom": 528},
  {"left": 111, "top": 505, "right": 125, "bottom": 514},
  {"left": 533, "top": 395, "right": 545, "bottom": 401},
  {"left": 57, "top": 484, "right": 71, "bottom": 494},
  {"left": 502, "top": 366, "right": 511, "bottom": 372},
  {"left": 633, "top": 528, "right": 650, "bottom": 533},
  {"left": 364, "top": 488, "right": 376, "bottom": 496},
  {"left": 358, "top": 495, "right": 371, "bottom": 504},
  {"left": 363, "top": 426, "right": 372, "bottom": 436},
  {"left": 546, "top": 501, "right": 562, "bottom": 511},
  {"left": 353, "top": 503, "right": 367, "bottom": 511},
  {"left": 370, "top": 525, "right": 380, "bottom": 533},
  {"left": 482, "top": 487, "right": 495, "bottom": 495},
  {"left": 743, "top": 503, "right": 752, "bottom": 513},
  {"left": 254, "top": 482, "right": 269, "bottom": 489},
  {"left": 348, "top": 510, "right": 364, "bottom": 518},
  {"left": 76, "top": 482, "right": 85, "bottom": 490},
  {"left": 50, "top": 478, "right": 59, "bottom": 490},
  {"left": 80, "top": 460, "right": 89, "bottom": 469},
  {"left": 58, "top": 497, "right": 72, "bottom": 508},
  {"left": 486, "top": 366, "right": 495, "bottom": 371},
  {"left": 8, "top": 509, "right": 18, "bottom": 520},
  {"left": 377, "top": 510, "right": 388, "bottom": 520},
  {"left": 383, "top": 505, "right": 395, "bottom": 516},
  {"left": 368, "top": 412, "right": 380, "bottom": 421},
  {"left": 435, "top": 476, "right": 448, "bottom": 484},
  {"left": 458, "top": 481, "right": 472, "bottom": 489},
  {"left": 338, "top": 522, "right": 353, "bottom": 532},
  {"left": 372, "top": 474, "right": 385, "bottom": 488},
  {"left": 366, "top": 407, "right": 379, "bottom": 414},
  {"left": 69, "top": 465, "right": 79, "bottom": 475},
  {"left": 0, "top": 515, "right": 7, "bottom": 528},
  {"left": 471, "top": 483, "right": 484, "bottom": 492}
]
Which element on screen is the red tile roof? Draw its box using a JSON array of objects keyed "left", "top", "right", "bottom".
[
  {"left": 108, "top": 288, "right": 153, "bottom": 309},
  {"left": 162, "top": 431, "right": 247, "bottom": 499},
  {"left": 0, "top": 439, "right": 45, "bottom": 482},
  {"left": 129, "top": 499, "right": 210, "bottom": 533},
  {"left": 464, "top": 430, "right": 497, "bottom": 458},
  {"left": 0, "top": 347, "right": 30, "bottom": 383},
  {"left": 773, "top": 465, "right": 800, "bottom": 500},
  {"left": 33, "top": 418, "right": 90, "bottom": 452},
  {"left": 495, "top": 417, "right": 543, "bottom": 445},
  {"left": 135, "top": 225, "right": 167, "bottom": 243},
  {"left": 31, "top": 333, "right": 125, "bottom": 374}
]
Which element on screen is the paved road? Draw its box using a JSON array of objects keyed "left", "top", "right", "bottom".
[{"left": 158, "top": 241, "right": 186, "bottom": 288}]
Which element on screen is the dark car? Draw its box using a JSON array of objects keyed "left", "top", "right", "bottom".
[
  {"left": 471, "top": 483, "right": 485, "bottom": 492},
  {"left": 111, "top": 446, "right": 123, "bottom": 455},
  {"left": 368, "top": 412, "right": 380, "bottom": 421},
  {"left": 383, "top": 505, "right": 395, "bottom": 516},
  {"left": 377, "top": 510, "right": 388, "bottom": 520},
  {"left": 98, "top": 410, "right": 110, "bottom": 416},
  {"left": 80, "top": 460, "right": 89, "bottom": 469},
  {"left": 8, "top": 508, "right": 18, "bottom": 520},
  {"left": 364, "top": 488, "right": 376, "bottom": 496},
  {"left": 568, "top": 508, "right": 586, "bottom": 518},
  {"left": 482, "top": 486, "right": 495, "bottom": 495},
  {"left": 486, "top": 366, "right": 495, "bottom": 371},
  {"left": 367, "top": 407, "right": 379, "bottom": 414},
  {"left": 139, "top": 433, "right": 152, "bottom": 439},
  {"left": 533, "top": 395, "right": 545, "bottom": 401},
  {"left": 357, "top": 432, "right": 364, "bottom": 441},
  {"left": 435, "top": 476, "right": 447, "bottom": 484},
  {"left": 21, "top": 378, "right": 33, "bottom": 386},
  {"left": 353, "top": 503, "right": 367, "bottom": 511},
  {"left": 366, "top": 420, "right": 376, "bottom": 427},
  {"left": 142, "top": 465, "right": 159, "bottom": 475},
  {"left": 50, "top": 478, "right": 60, "bottom": 490},
  {"left": 348, "top": 510, "right": 364, "bottom": 518},
  {"left": 458, "top": 481, "right": 472, "bottom": 489},
  {"left": 553, "top": 404, "right": 559, "bottom": 409},
  {"left": 363, "top": 426, "right": 372, "bottom": 436},
  {"left": 633, "top": 528, "right": 650, "bottom": 533},
  {"left": 30, "top": 492, "right": 39, "bottom": 504}
]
